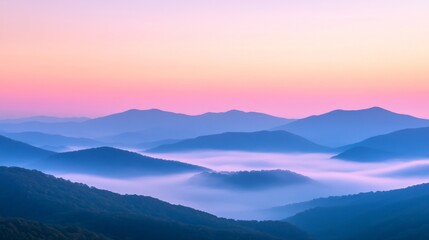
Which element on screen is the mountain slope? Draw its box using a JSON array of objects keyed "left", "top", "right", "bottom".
[
  {"left": 333, "top": 127, "right": 429, "bottom": 161},
  {"left": 0, "top": 166, "right": 310, "bottom": 240},
  {"left": 0, "top": 135, "right": 54, "bottom": 165},
  {"left": 277, "top": 183, "right": 429, "bottom": 240},
  {"left": 332, "top": 146, "right": 398, "bottom": 162},
  {"left": 147, "top": 131, "right": 330, "bottom": 153},
  {"left": 274, "top": 107, "right": 429, "bottom": 147},
  {"left": 190, "top": 170, "right": 313, "bottom": 190},
  {"left": 36, "top": 147, "right": 209, "bottom": 177},
  {"left": 1, "top": 131, "right": 101, "bottom": 151}
]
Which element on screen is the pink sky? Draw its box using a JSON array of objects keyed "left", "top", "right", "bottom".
[{"left": 1, "top": 0, "right": 428, "bottom": 118}]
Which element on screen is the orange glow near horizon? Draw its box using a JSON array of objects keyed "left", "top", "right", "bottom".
[{"left": 1, "top": 0, "right": 428, "bottom": 118}]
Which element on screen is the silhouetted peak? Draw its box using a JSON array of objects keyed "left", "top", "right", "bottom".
[
  {"left": 122, "top": 108, "right": 169, "bottom": 114},
  {"left": 59, "top": 146, "right": 136, "bottom": 157},
  {"left": 327, "top": 107, "right": 391, "bottom": 115},
  {"left": 364, "top": 106, "right": 392, "bottom": 112},
  {"left": 225, "top": 110, "right": 245, "bottom": 114},
  {"left": 200, "top": 110, "right": 246, "bottom": 116}
]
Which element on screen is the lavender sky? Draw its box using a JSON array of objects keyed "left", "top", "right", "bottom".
[{"left": 1, "top": 0, "right": 428, "bottom": 118}]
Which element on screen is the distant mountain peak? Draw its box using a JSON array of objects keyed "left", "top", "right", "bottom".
[
  {"left": 367, "top": 106, "right": 386, "bottom": 111},
  {"left": 361, "top": 106, "right": 395, "bottom": 113},
  {"left": 327, "top": 106, "right": 391, "bottom": 115},
  {"left": 225, "top": 109, "right": 245, "bottom": 114},
  {"left": 274, "top": 107, "right": 429, "bottom": 147},
  {"left": 120, "top": 108, "right": 174, "bottom": 114},
  {"left": 200, "top": 109, "right": 247, "bottom": 116}
]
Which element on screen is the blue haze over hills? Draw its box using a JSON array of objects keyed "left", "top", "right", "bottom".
[
  {"left": 333, "top": 127, "right": 429, "bottom": 161},
  {"left": 147, "top": 131, "right": 331, "bottom": 153},
  {"left": 274, "top": 107, "right": 429, "bottom": 147},
  {"left": 0, "top": 109, "right": 293, "bottom": 143},
  {"left": 1, "top": 107, "right": 429, "bottom": 239}
]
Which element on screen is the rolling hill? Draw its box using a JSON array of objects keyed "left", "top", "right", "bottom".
[
  {"left": 189, "top": 170, "right": 313, "bottom": 190},
  {"left": 0, "top": 135, "right": 54, "bottom": 166},
  {"left": 274, "top": 107, "right": 429, "bottom": 147},
  {"left": 1, "top": 131, "right": 101, "bottom": 151},
  {"left": 332, "top": 146, "right": 398, "bottom": 162},
  {"left": 35, "top": 147, "right": 209, "bottom": 177},
  {"left": 284, "top": 183, "right": 429, "bottom": 240},
  {"left": 333, "top": 127, "right": 429, "bottom": 161},
  {"left": 0, "top": 166, "right": 310, "bottom": 240},
  {"left": 147, "top": 131, "right": 330, "bottom": 153},
  {"left": 0, "top": 109, "right": 293, "bottom": 144}
]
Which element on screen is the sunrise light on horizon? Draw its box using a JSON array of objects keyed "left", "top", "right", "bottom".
[{"left": 1, "top": 0, "right": 428, "bottom": 118}]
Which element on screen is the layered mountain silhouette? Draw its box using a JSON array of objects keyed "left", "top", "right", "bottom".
[
  {"left": 147, "top": 131, "right": 330, "bottom": 153},
  {"left": 333, "top": 127, "right": 429, "bottom": 161},
  {"left": 281, "top": 183, "right": 429, "bottom": 240},
  {"left": 0, "top": 109, "right": 293, "bottom": 145},
  {"left": 0, "top": 167, "right": 310, "bottom": 240},
  {"left": 35, "top": 147, "right": 209, "bottom": 177},
  {"left": 190, "top": 170, "right": 313, "bottom": 190},
  {"left": 0, "top": 135, "right": 54, "bottom": 166},
  {"left": 98, "top": 109, "right": 294, "bottom": 145},
  {"left": 274, "top": 107, "right": 429, "bottom": 147},
  {"left": 1, "top": 131, "right": 102, "bottom": 152}
]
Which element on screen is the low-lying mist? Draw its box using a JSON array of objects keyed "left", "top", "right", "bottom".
[{"left": 52, "top": 151, "right": 429, "bottom": 220}]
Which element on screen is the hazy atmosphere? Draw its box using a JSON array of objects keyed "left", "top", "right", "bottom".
[
  {"left": 54, "top": 151, "right": 429, "bottom": 219},
  {"left": 1, "top": 1, "right": 429, "bottom": 240},
  {"left": 1, "top": 0, "right": 429, "bottom": 118}
]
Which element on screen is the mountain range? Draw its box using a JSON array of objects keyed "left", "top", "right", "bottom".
[
  {"left": 147, "top": 131, "right": 330, "bottom": 153},
  {"left": 274, "top": 107, "right": 429, "bottom": 147},
  {"left": 0, "top": 109, "right": 293, "bottom": 145},
  {"left": 2, "top": 107, "right": 427, "bottom": 151}
]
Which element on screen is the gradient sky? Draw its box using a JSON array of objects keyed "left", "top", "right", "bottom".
[{"left": 1, "top": 0, "right": 428, "bottom": 118}]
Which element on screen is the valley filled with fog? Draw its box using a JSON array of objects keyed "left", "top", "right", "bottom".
[
  {"left": 54, "top": 151, "right": 429, "bottom": 220},
  {"left": 2, "top": 107, "right": 429, "bottom": 240}
]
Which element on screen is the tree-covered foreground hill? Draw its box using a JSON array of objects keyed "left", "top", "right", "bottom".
[
  {"left": 0, "top": 217, "right": 108, "bottom": 240},
  {"left": 0, "top": 167, "right": 310, "bottom": 240}
]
